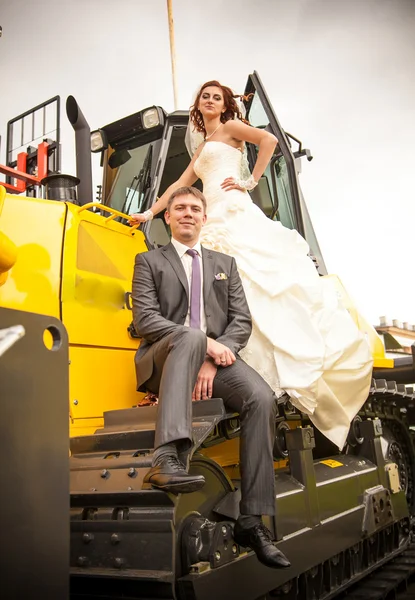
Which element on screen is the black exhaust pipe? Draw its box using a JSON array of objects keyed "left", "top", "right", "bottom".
[{"left": 66, "top": 96, "right": 93, "bottom": 206}]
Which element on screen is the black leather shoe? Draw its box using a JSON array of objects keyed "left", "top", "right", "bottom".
[
  {"left": 143, "top": 455, "right": 205, "bottom": 494},
  {"left": 234, "top": 521, "right": 291, "bottom": 569}
]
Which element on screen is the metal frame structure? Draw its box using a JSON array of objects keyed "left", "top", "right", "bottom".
[
  {"left": 244, "top": 71, "right": 306, "bottom": 237},
  {"left": 0, "top": 96, "right": 60, "bottom": 195}
]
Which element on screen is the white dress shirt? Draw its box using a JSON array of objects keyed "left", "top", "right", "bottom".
[{"left": 171, "top": 237, "right": 207, "bottom": 333}]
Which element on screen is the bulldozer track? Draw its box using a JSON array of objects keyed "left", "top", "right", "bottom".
[
  {"left": 362, "top": 379, "right": 415, "bottom": 514},
  {"left": 339, "top": 541, "right": 415, "bottom": 600}
]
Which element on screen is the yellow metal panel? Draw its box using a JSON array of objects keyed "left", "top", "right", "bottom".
[
  {"left": 203, "top": 443, "right": 288, "bottom": 474},
  {"left": 0, "top": 186, "right": 66, "bottom": 317},
  {"left": 373, "top": 357, "right": 395, "bottom": 368},
  {"left": 69, "top": 344, "right": 144, "bottom": 420},
  {"left": 61, "top": 203, "right": 147, "bottom": 349},
  {"left": 70, "top": 417, "right": 106, "bottom": 439}
]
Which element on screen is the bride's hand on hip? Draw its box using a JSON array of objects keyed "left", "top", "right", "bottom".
[{"left": 221, "top": 177, "right": 246, "bottom": 192}]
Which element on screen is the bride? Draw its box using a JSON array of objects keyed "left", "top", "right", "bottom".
[{"left": 129, "top": 80, "right": 373, "bottom": 449}]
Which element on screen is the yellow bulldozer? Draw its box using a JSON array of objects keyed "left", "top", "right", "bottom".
[{"left": 1, "top": 72, "right": 415, "bottom": 600}]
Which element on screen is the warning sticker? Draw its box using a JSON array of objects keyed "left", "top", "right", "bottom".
[{"left": 320, "top": 459, "right": 343, "bottom": 468}]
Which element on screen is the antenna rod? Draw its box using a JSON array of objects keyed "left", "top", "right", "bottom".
[{"left": 167, "top": 0, "right": 178, "bottom": 110}]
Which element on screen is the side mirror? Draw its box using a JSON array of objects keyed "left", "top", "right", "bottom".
[{"left": 108, "top": 149, "right": 131, "bottom": 169}]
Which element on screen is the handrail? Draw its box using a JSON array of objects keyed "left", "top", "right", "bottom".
[{"left": 77, "top": 203, "right": 140, "bottom": 234}]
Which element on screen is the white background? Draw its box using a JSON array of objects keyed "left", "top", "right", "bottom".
[{"left": 0, "top": 0, "right": 414, "bottom": 325}]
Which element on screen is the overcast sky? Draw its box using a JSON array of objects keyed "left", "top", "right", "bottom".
[{"left": 1, "top": 0, "right": 414, "bottom": 325}]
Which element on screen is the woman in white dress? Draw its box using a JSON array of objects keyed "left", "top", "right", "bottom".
[{"left": 130, "top": 80, "right": 373, "bottom": 449}]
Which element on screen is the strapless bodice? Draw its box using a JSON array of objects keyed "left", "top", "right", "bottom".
[{"left": 194, "top": 141, "right": 243, "bottom": 179}]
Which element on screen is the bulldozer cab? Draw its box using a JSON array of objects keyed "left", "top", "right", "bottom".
[{"left": 100, "top": 71, "right": 326, "bottom": 272}]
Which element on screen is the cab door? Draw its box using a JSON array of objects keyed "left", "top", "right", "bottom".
[{"left": 243, "top": 71, "right": 326, "bottom": 273}]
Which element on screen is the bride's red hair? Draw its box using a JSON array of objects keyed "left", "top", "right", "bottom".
[{"left": 189, "top": 80, "right": 251, "bottom": 136}]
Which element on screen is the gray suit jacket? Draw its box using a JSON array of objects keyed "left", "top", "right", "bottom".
[{"left": 132, "top": 242, "right": 252, "bottom": 389}]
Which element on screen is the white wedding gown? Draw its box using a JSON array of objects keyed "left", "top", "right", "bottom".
[{"left": 194, "top": 141, "right": 373, "bottom": 449}]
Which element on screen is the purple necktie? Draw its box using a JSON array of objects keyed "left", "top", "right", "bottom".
[{"left": 186, "top": 249, "right": 201, "bottom": 329}]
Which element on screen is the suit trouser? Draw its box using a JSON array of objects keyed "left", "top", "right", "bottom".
[{"left": 145, "top": 328, "right": 277, "bottom": 516}]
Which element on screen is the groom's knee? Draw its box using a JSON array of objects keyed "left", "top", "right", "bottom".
[
  {"left": 248, "top": 384, "right": 277, "bottom": 418},
  {"left": 171, "top": 327, "right": 207, "bottom": 353}
]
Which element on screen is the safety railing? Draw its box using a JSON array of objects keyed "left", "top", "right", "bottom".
[{"left": 77, "top": 203, "right": 140, "bottom": 235}]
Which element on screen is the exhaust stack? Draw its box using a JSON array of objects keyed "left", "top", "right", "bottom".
[
  {"left": 41, "top": 174, "right": 80, "bottom": 204},
  {"left": 66, "top": 96, "right": 93, "bottom": 206}
]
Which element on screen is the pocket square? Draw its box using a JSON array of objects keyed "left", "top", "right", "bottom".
[{"left": 215, "top": 272, "right": 228, "bottom": 280}]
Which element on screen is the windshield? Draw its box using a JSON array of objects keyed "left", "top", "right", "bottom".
[{"left": 106, "top": 143, "right": 153, "bottom": 216}]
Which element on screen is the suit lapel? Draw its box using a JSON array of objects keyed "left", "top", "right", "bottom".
[
  {"left": 202, "top": 245, "right": 214, "bottom": 306},
  {"left": 162, "top": 243, "right": 189, "bottom": 299}
]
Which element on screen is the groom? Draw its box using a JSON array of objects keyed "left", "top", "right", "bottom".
[{"left": 132, "top": 186, "right": 290, "bottom": 569}]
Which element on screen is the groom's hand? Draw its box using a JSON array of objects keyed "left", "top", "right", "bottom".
[
  {"left": 193, "top": 360, "right": 218, "bottom": 401},
  {"left": 206, "top": 338, "right": 236, "bottom": 367}
]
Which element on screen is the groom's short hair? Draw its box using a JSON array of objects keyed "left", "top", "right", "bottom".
[{"left": 167, "top": 186, "right": 207, "bottom": 213}]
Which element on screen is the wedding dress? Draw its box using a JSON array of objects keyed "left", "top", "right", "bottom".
[{"left": 194, "top": 140, "right": 373, "bottom": 449}]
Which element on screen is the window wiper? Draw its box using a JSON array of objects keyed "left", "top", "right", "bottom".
[{"left": 122, "top": 169, "right": 144, "bottom": 216}]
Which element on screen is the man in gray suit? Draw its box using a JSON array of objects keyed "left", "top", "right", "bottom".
[{"left": 132, "top": 186, "right": 290, "bottom": 569}]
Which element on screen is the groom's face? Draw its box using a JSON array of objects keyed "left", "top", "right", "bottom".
[{"left": 165, "top": 194, "right": 207, "bottom": 245}]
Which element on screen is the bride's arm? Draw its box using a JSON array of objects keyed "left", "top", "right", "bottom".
[
  {"left": 222, "top": 120, "right": 277, "bottom": 183},
  {"left": 129, "top": 146, "right": 203, "bottom": 223}
]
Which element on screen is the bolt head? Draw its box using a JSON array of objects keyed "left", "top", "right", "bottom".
[
  {"left": 215, "top": 551, "right": 221, "bottom": 561},
  {"left": 101, "top": 469, "right": 109, "bottom": 479},
  {"left": 128, "top": 468, "right": 136, "bottom": 477},
  {"left": 232, "top": 544, "right": 238, "bottom": 555},
  {"left": 111, "top": 534, "right": 120, "bottom": 545},
  {"left": 221, "top": 525, "right": 227, "bottom": 536},
  {"left": 114, "top": 557, "right": 124, "bottom": 568},
  {"left": 73, "top": 399, "right": 78, "bottom": 405},
  {"left": 82, "top": 533, "right": 93, "bottom": 544}
]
